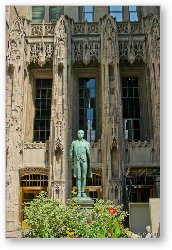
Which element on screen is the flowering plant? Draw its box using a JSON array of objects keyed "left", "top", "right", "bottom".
[
  {"left": 108, "top": 207, "right": 117, "bottom": 215},
  {"left": 20, "top": 191, "right": 138, "bottom": 238}
]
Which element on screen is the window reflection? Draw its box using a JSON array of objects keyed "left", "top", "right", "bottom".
[
  {"left": 34, "top": 79, "right": 52, "bottom": 142},
  {"left": 79, "top": 6, "right": 94, "bottom": 22},
  {"left": 79, "top": 78, "right": 96, "bottom": 142},
  {"left": 122, "top": 78, "right": 140, "bottom": 141},
  {"left": 129, "top": 6, "right": 138, "bottom": 21},
  {"left": 49, "top": 6, "right": 64, "bottom": 23},
  {"left": 32, "top": 6, "right": 45, "bottom": 24},
  {"left": 109, "top": 6, "right": 123, "bottom": 22}
]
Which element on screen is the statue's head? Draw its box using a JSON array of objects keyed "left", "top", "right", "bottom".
[{"left": 77, "top": 130, "right": 84, "bottom": 140}]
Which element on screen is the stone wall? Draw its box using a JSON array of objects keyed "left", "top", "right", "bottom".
[
  {"left": 6, "top": 16, "right": 30, "bottom": 233},
  {"left": 144, "top": 14, "right": 160, "bottom": 165}
]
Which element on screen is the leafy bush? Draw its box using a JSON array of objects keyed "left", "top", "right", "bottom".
[{"left": 20, "top": 191, "right": 138, "bottom": 238}]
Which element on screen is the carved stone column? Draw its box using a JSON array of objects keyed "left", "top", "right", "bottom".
[
  {"left": 49, "top": 16, "right": 73, "bottom": 203},
  {"left": 143, "top": 14, "right": 160, "bottom": 165},
  {"left": 6, "top": 17, "right": 30, "bottom": 232},
  {"left": 99, "top": 15, "right": 123, "bottom": 202}
]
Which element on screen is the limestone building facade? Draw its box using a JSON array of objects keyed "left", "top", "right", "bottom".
[{"left": 6, "top": 6, "right": 160, "bottom": 235}]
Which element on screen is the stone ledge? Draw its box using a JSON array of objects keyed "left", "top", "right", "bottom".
[{"left": 6, "top": 230, "right": 20, "bottom": 238}]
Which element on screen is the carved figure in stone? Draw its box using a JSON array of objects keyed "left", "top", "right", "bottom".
[{"left": 70, "top": 130, "right": 92, "bottom": 198}]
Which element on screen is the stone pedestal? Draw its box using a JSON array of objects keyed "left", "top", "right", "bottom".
[
  {"left": 73, "top": 197, "right": 94, "bottom": 223},
  {"left": 73, "top": 197, "right": 94, "bottom": 209}
]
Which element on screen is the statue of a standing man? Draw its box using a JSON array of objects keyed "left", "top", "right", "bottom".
[{"left": 70, "top": 130, "right": 92, "bottom": 198}]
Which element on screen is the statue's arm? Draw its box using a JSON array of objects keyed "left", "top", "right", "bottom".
[
  {"left": 69, "top": 142, "right": 74, "bottom": 164},
  {"left": 86, "top": 142, "right": 90, "bottom": 160}
]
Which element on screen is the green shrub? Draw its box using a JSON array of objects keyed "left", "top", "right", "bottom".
[{"left": 20, "top": 191, "right": 138, "bottom": 238}]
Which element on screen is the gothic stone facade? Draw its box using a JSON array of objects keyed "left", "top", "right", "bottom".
[{"left": 6, "top": 6, "right": 160, "bottom": 235}]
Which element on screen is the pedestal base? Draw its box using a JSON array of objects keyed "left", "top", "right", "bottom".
[{"left": 73, "top": 196, "right": 94, "bottom": 209}]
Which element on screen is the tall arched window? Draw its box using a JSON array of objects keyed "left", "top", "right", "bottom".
[
  {"left": 34, "top": 79, "right": 52, "bottom": 142},
  {"left": 122, "top": 78, "right": 140, "bottom": 141},
  {"left": 79, "top": 78, "right": 96, "bottom": 142}
]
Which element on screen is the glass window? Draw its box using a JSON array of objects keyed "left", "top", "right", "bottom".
[
  {"left": 129, "top": 6, "right": 138, "bottom": 21},
  {"left": 79, "top": 6, "right": 94, "bottom": 22},
  {"left": 109, "top": 6, "right": 123, "bottom": 22},
  {"left": 124, "top": 119, "right": 140, "bottom": 141},
  {"left": 34, "top": 79, "right": 52, "bottom": 142},
  {"left": 122, "top": 78, "right": 140, "bottom": 141},
  {"left": 49, "top": 6, "right": 64, "bottom": 23},
  {"left": 85, "top": 174, "right": 102, "bottom": 186},
  {"left": 129, "top": 6, "right": 136, "bottom": 11},
  {"left": 20, "top": 174, "right": 48, "bottom": 187},
  {"left": 79, "top": 78, "right": 96, "bottom": 142},
  {"left": 32, "top": 6, "right": 45, "bottom": 24}
]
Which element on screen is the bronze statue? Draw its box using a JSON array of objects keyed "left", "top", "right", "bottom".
[{"left": 70, "top": 130, "right": 92, "bottom": 198}]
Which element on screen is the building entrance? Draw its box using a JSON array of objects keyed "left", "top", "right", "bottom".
[{"left": 19, "top": 174, "right": 48, "bottom": 228}]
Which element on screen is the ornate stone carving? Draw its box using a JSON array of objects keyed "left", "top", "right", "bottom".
[
  {"left": 90, "top": 139, "right": 101, "bottom": 149},
  {"left": 7, "top": 17, "right": 30, "bottom": 67},
  {"left": 31, "top": 22, "right": 55, "bottom": 36},
  {"left": 19, "top": 167, "right": 49, "bottom": 177},
  {"left": 87, "top": 23, "right": 99, "bottom": 33},
  {"left": 119, "top": 41, "right": 128, "bottom": 60},
  {"left": 29, "top": 40, "right": 54, "bottom": 66},
  {"left": 119, "top": 37, "right": 145, "bottom": 64},
  {"left": 117, "top": 23, "right": 128, "bottom": 33},
  {"left": 91, "top": 167, "right": 102, "bottom": 175},
  {"left": 72, "top": 41, "right": 100, "bottom": 64},
  {"left": 148, "top": 16, "right": 160, "bottom": 59},
  {"left": 117, "top": 22, "right": 142, "bottom": 34},
  {"left": 45, "top": 24, "right": 55, "bottom": 35},
  {"left": 51, "top": 180, "right": 65, "bottom": 201},
  {"left": 73, "top": 42, "right": 84, "bottom": 63},
  {"left": 73, "top": 23, "right": 85, "bottom": 34},
  {"left": 73, "top": 22, "right": 99, "bottom": 34},
  {"left": 51, "top": 108, "right": 64, "bottom": 152},
  {"left": 6, "top": 17, "right": 30, "bottom": 177},
  {"left": 111, "top": 137, "right": 117, "bottom": 149},
  {"left": 23, "top": 142, "right": 46, "bottom": 149},
  {"left": 143, "top": 14, "right": 160, "bottom": 164},
  {"left": 100, "top": 15, "right": 118, "bottom": 63},
  {"left": 143, "top": 14, "right": 160, "bottom": 34},
  {"left": 30, "top": 21, "right": 142, "bottom": 36},
  {"left": 54, "top": 17, "right": 68, "bottom": 44},
  {"left": 133, "top": 40, "right": 145, "bottom": 61},
  {"left": 89, "top": 42, "right": 100, "bottom": 63},
  {"left": 130, "top": 23, "right": 142, "bottom": 34},
  {"left": 126, "top": 140, "right": 152, "bottom": 149},
  {"left": 31, "top": 24, "right": 43, "bottom": 36},
  {"left": 55, "top": 138, "right": 64, "bottom": 152},
  {"left": 49, "top": 16, "right": 72, "bottom": 204}
]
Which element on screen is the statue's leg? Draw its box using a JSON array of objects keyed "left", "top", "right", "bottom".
[
  {"left": 76, "top": 160, "right": 81, "bottom": 197},
  {"left": 81, "top": 161, "right": 87, "bottom": 197}
]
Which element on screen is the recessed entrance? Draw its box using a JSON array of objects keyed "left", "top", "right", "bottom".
[{"left": 19, "top": 174, "right": 48, "bottom": 228}]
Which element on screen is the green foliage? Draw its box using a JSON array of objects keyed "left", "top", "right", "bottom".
[{"left": 20, "top": 191, "right": 137, "bottom": 238}]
